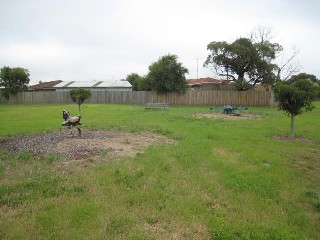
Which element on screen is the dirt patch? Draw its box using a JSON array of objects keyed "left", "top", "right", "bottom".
[
  {"left": 273, "top": 134, "right": 314, "bottom": 144},
  {"left": 143, "top": 222, "right": 208, "bottom": 240},
  {"left": 0, "top": 130, "right": 174, "bottom": 161},
  {"left": 195, "top": 112, "right": 263, "bottom": 120}
]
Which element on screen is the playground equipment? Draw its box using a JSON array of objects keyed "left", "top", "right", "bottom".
[
  {"left": 61, "top": 110, "right": 82, "bottom": 136},
  {"left": 210, "top": 105, "right": 248, "bottom": 114}
]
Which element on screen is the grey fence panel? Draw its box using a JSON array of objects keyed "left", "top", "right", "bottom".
[{"left": 0, "top": 90, "right": 275, "bottom": 106}]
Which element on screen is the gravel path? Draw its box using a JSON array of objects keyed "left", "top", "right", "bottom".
[{"left": 0, "top": 130, "right": 171, "bottom": 160}]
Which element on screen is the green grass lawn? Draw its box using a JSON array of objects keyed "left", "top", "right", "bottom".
[{"left": 0, "top": 103, "right": 319, "bottom": 239}]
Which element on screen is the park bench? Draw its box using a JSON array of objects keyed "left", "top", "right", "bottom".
[{"left": 144, "top": 102, "right": 170, "bottom": 110}]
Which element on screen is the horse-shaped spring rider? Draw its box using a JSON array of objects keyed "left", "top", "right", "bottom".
[{"left": 62, "top": 110, "right": 82, "bottom": 136}]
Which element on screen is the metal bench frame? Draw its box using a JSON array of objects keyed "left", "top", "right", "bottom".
[{"left": 144, "top": 103, "right": 170, "bottom": 110}]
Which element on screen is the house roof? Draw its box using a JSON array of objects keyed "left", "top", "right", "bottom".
[
  {"left": 29, "top": 80, "right": 63, "bottom": 90},
  {"left": 98, "top": 80, "right": 132, "bottom": 88},
  {"left": 53, "top": 80, "right": 132, "bottom": 88},
  {"left": 54, "top": 81, "right": 74, "bottom": 88},
  {"left": 66, "top": 81, "right": 102, "bottom": 88},
  {"left": 187, "top": 77, "right": 231, "bottom": 86}
]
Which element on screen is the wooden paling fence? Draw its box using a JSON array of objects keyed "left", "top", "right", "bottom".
[{"left": 0, "top": 90, "right": 275, "bottom": 106}]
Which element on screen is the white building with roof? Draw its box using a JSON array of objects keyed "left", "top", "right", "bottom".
[{"left": 54, "top": 80, "right": 132, "bottom": 92}]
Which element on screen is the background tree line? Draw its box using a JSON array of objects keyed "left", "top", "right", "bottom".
[
  {"left": 1, "top": 26, "right": 319, "bottom": 139},
  {"left": 126, "top": 54, "right": 188, "bottom": 94},
  {"left": 0, "top": 66, "right": 30, "bottom": 99},
  {"left": 1, "top": 26, "right": 319, "bottom": 99}
]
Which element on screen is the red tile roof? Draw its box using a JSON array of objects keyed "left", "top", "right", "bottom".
[
  {"left": 187, "top": 77, "right": 231, "bottom": 86},
  {"left": 29, "top": 80, "right": 63, "bottom": 91}
]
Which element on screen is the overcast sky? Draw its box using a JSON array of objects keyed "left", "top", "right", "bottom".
[{"left": 0, "top": 0, "right": 319, "bottom": 84}]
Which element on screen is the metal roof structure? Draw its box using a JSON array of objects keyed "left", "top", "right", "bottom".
[
  {"left": 66, "top": 81, "right": 102, "bottom": 88},
  {"left": 98, "top": 80, "right": 132, "bottom": 88},
  {"left": 54, "top": 81, "right": 74, "bottom": 88},
  {"left": 53, "top": 80, "right": 132, "bottom": 90}
]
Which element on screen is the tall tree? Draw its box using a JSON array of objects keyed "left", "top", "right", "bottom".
[
  {"left": 316, "top": 80, "right": 320, "bottom": 99},
  {"left": 249, "top": 25, "right": 300, "bottom": 82},
  {"left": 204, "top": 37, "right": 281, "bottom": 90},
  {"left": 274, "top": 80, "right": 316, "bottom": 138},
  {"left": 276, "top": 48, "right": 301, "bottom": 82},
  {"left": 146, "top": 54, "right": 188, "bottom": 94},
  {"left": 286, "top": 72, "right": 318, "bottom": 84},
  {"left": 0, "top": 66, "right": 30, "bottom": 99},
  {"left": 69, "top": 88, "right": 92, "bottom": 114},
  {"left": 126, "top": 73, "right": 146, "bottom": 91},
  {"left": 287, "top": 72, "right": 320, "bottom": 99}
]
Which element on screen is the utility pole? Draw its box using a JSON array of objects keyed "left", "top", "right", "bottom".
[
  {"left": 196, "top": 58, "right": 199, "bottom": 79},
  {"left": 194, "top": 58, "right": 199, "bottom": 79},
  {"left": 194, "top": 57, "right": 206, "bottom": 79}
]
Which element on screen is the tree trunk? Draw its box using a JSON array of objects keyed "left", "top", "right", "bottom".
[{"left": 290, "top": 113, "right": 295, "bottom": 138}]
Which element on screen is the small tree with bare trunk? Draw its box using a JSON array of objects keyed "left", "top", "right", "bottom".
[
  {"left": 274, "top": 80, "right": 316, "bottom": 138},
  {"left": 69, "top": 88, "right": 92, "bottom": 114}
]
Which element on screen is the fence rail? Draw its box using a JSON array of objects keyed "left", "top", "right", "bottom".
[{"left": 0, "top": 90, "right": 275, "bottom": 106}]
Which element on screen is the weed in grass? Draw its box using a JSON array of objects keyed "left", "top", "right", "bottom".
[
  {"left": 0, "top": 185, "right": 24, "bottom": 206},
  {"left": 128, "top": 124, "right": 145, "bottom": 133},
  {"left": 39, "top": 179, "right": 65, "bottom": 198},
  {"left": 146, "top": 215, "right": 159, "bottom": 225},
  {"left": 99, "top": 149, "right": 109, "bottom": 157},
  {"left": 210, "top": 228, "right": 235, "bottom": 240},
  {"left": 35, "top": 213, "right": 59, "bottom": 236},
  {"left": 72, "top": 185, "right": 85, "bottom": 193},
  {"left": 157, "top": 179, "right": 169, "bottom": 190},
  {"left": 135, "top": 168, "right": 145, "bottom": 178},
  {"left": 151, "top": 126, "right": 171, "bottom": 136},
  {"left": 71, "top": 202, "right": 101, "bottom": 227},
  {"left": 0, "top": 150, "right": 12, "bottom": 176},
  {"left": 206, "top": 133, "right": 215, "bottom": 140},
  {"left": 171, "top": 133, "right": 184, "bottom": 141},
  {"left": 42, "top": 154, "right": 62, "bottom": 163},
  {"left": 0, "top": 164, "right": 4, "bottom": 177},
  {"left": 220, "top": 168, "right": 279, "bottom": 199},
  {"left": 156, "top": 201, "right": 167, "bottom": 211},
  {"left": 105, "top": 217, "right": 132, "bottom": 237},
  {"left": 16, "top": 151, "right": 33, "bottom": 162},
  {"left": 0, "top": 173, "right": 85, "bottom": 207},
  {"left": 305, "top": 190, "right": 320, "bottom": 211},
  {"left": 0, "top": 150, "right": 11, "bottom": 161},
  {"left": 114, "top": 167, "right": 145, "bottom": 189},
  {"left": 126, "top": 198, "right": 135, "bottom": 207},
  {"left": 40, "top": 182, "right": 62, "bottom": 198},
  {"left": 160, "top": 161, "right": 171, "bottom": 172},
  {"left": 210, "top": 223, "right": 293, "bottom": 239}
]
